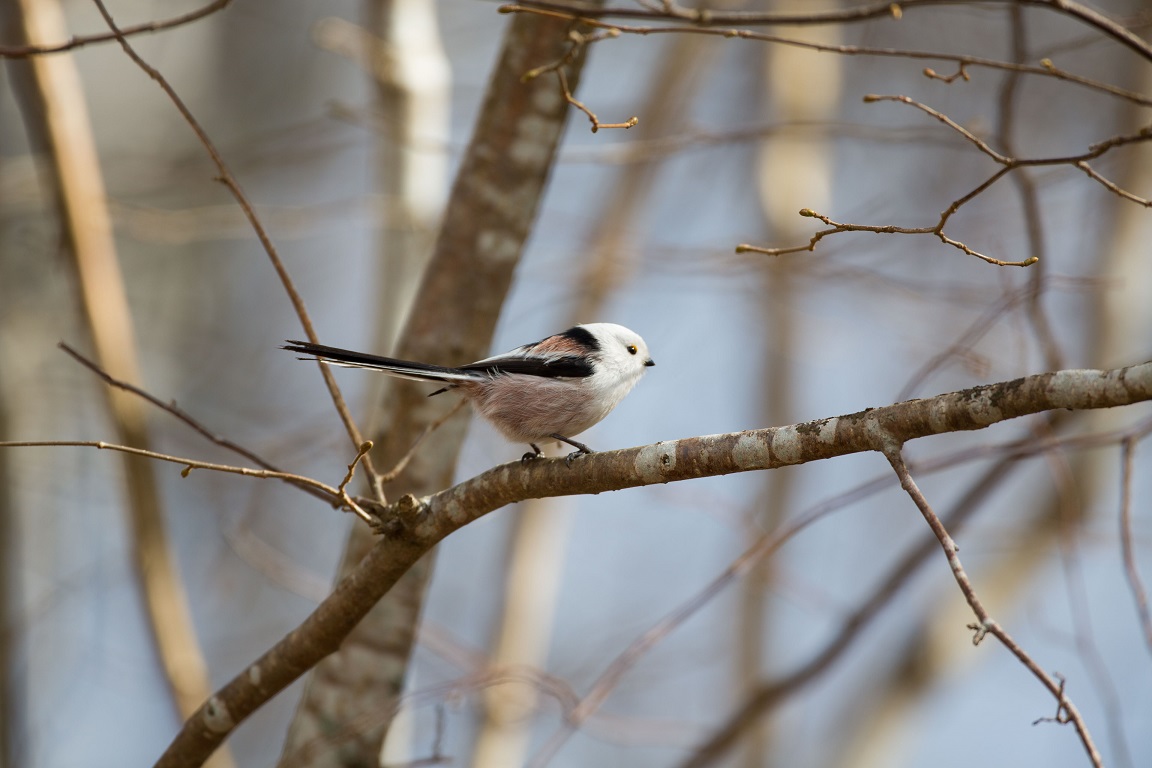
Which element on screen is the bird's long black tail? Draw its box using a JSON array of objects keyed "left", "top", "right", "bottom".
[{"left": 282, "top": 340, "right": 482, "bottom": 385}]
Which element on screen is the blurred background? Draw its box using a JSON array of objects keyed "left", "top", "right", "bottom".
[{"left": 2, "top": 0, "right": 1152, "bottom": 766}]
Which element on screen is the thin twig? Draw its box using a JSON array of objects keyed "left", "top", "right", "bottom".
[
  {"left": 502, "top": 0, "right": 1152, "bottom": 63},
  {"left": 872, "top": 93, "right": 1152, "bottom": 172},
  {"left": 556, "top": 67, "right": 638, "bottom": 132},
  {"left": 59, "top": 342, "right": 286, "bottom": 473},
  {"left": 1076, "top": 161, "right": 1152, "bottom": 206},
  {"left": 89, "top": 0, "right": 382, "bottom": 493},
  {"left": 337, "top": 442, "right": 378, "bottom": 524},
  {"left": 507, "top": 2, "right": 1152, "bottom": 259},
  {"left": 865, "top": 94, "right": 1008, "bottom": 163},
  {"left": 1, "top": 440, "right": 340, "bottom": 496},
  {"left": 0, "top": 0, "right": 231, "bottom": 58},
  {"left": 737, "top": 206, "right": 1037, "bottom": 267},
  {"left": 338, "top": 441, "right": 374, "bottom": 496},
  {"left": 677, "top": 407, "right": 1152, "bottom": 767},
  {"left": 1032, "top": 673, "right": 1071, "bottom": 725},
  {"left": 59, "top": 340, "right": 374, "bottom": 514},
  {"left": 923, "top": 63, "right": 970, "bottom": 83},
  {"left": 521, "top": 28, "right": 638, "bottom": 132},
  {"left": 677, "top": 443, "right": 1028, "bottom": 768},
  {"left": 498, "top": 5, "right": 1152, "bottom": 106},
  {"left": 738, "top": 92, "right": 1152, "bottom": 265},
  {"left": 883, "top": 444, "right": 1103, "bottom": 768},
  {"left": 3, "top": 437, "right": 377, "bottom": 523}
]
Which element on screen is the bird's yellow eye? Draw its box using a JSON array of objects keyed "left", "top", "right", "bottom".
[{"left": 626, "top": 344, "right": 638, "bottom": 355}]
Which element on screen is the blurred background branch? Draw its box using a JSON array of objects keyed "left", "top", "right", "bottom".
[{"left": 7, "top": 3, "right": 229, "bottom": 766}]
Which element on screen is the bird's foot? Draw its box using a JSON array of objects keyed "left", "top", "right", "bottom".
[
  {"left": 564, "top": 448, "right": 594, "bottom": 468},
  {"left": 521, "top": 443, "right": 543, "bottom": 463},
  {"left": 550, "top": 434, "right": 593, "bottom": 468}
]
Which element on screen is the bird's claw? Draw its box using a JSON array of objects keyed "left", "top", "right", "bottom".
[{"left": 564, "top": 448, "right": 593, "bottom": 468}]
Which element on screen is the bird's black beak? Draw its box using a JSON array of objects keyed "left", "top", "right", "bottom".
[{"left": 644, "top": 358, "right": 655, "bottom": 367}]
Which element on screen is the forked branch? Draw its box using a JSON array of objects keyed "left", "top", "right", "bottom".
[
  {"left": 154, "top": 361, "right": 1152, "bottom": 768},
  {"left": 883, "top": 446, "right": 1102, "bottom": 767}
]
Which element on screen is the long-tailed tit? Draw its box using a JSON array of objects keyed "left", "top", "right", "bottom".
[{"left": 284, "top": 323, "right": 654, "bottom": 462}]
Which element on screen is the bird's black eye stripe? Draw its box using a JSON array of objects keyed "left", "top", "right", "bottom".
[{"left": 626, "top": 344, "right": 638, "bottom": 355}]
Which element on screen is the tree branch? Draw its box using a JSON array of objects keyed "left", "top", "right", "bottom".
[
  {"left": 90, "top": 0, "right": 381, "bottom": 491},
  {"left": 279, "top": 4, "right": 611, "bottom": 764},
  {"left": 503, "top": 0, "right": 1152, "bottom": 63},
  {"left": 0, "top": 0, "right": 231, "bottom": 58},
  {"left": 154, "top": 361, "right": 1152, "bottom": 768},
  {"left": 498, "top": 6, "right": 1152, "bottom": 108},
  {"left": 882, "top": 446, "right": 1102, "bottom": 767},
  {"left": 737, "top": 97, "right": 1152, "bottom": 264}
]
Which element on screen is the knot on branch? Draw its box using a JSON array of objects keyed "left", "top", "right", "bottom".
[
  {"left": 967, "top": 618, "right": 994, "bottom": 645},
  {"left": 373, "top": 493, "right": 430, "bottom": 537}
]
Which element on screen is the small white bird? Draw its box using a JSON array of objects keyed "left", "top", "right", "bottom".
[{"left": 284, "top": 323, "right": 654, "bottom": 462}]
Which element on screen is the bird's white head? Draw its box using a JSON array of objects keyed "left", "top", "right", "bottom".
[{"left": 578, "top": 322, "right": 655, "bottom": 384}]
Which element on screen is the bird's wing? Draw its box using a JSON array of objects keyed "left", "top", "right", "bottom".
[
  {"left": 461, "top": 326, "right": 598, "bottom": 379},
  {"left": 459, "top": 355, "right": 594, "bottom": 379}
]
